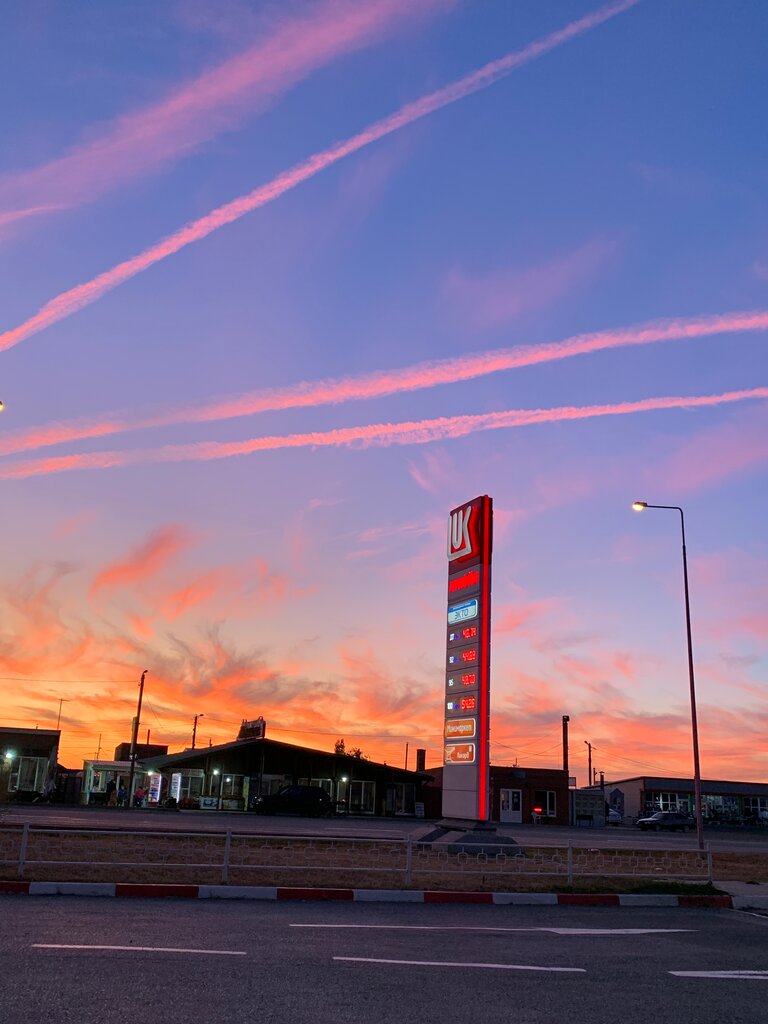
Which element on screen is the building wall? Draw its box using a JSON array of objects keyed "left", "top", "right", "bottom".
[{"left": 423, "top": 766, "right": 570, "bottom": 824}]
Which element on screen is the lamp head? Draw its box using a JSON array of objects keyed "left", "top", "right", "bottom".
[{"left": 632, "top": 501, "right": 647, "bottom": 512}]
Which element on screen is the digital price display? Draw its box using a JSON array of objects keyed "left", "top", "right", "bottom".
[{"left": 442, "top": 496, "right": 493, "bottom": 821}]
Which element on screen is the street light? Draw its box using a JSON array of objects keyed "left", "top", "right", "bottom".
[{"left": 632, "top": 500, "right": 704, "bottom": 850}]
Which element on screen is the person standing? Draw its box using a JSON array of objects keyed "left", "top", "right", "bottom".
[{"left": 105, "top": 779, "right": 117, "bottom": 807}]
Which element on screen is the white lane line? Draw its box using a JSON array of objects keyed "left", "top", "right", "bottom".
[
  {"left": 292, "top": 925, "right": 691, "bottom": 935},
  {"left": 334, "top": 957, "right": 584, "bottom": 972},
  {"left": 32, "top": 944, "right": 246, "bottom": 956},
  {"left": 670, "top": 971, "right": 768, "bottom": 980}
]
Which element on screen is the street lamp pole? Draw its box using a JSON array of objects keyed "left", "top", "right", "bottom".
[{"left": 632, "top": 501, "right": 704, "bottom": 850}]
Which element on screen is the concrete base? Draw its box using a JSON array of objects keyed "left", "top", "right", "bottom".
[{"left": 436, "top": 818, "right": 498, "bottom": 832}]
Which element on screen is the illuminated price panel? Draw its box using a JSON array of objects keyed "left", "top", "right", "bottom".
[
  {"left": 442, "top": 495, "right": 493, "bottom": 822},
  {"left": 445, "top": 670, "right": 478, "bottom": 692},
  {"left": 445, "top": 694, "right": 478, "bottom": 716},
  {"left": 446, "top": 624, "right": 479, "bottom": 647},
  {"left": 446, "top": 645, "right": 478, "bottom": 670}
]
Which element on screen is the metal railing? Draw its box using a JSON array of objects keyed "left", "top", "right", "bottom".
[{"left": 0, "top": 824, "right": 714, "bottom": 886}]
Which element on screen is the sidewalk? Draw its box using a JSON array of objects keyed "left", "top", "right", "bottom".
[{"left": 714, "top": 880, "right": 768, "bottom": 912}]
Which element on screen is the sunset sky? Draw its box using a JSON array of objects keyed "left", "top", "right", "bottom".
[{"left": 1, "top": 0, "right": 766, "bottom": 784}]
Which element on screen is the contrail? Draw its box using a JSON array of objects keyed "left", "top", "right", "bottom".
[
  {"left": 4, "top": 305, "right": 759, "bottom": 459},
  {"left": 0, "top": 0, "right": 640, "bottom": 354},
  {"left": 2, "top": 386, "right": 764, "bottom": 480},
  {"left": 0, "top": 0, "right": 453, "bottom": 228}
]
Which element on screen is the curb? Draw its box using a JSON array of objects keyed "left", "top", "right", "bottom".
[{"left": 0, "top": 881, "right": 734, "bottom": 907}]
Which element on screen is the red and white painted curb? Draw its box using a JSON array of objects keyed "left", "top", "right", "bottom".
[{"left": 0, "top": 881, "right": 740, "bottom": 907}]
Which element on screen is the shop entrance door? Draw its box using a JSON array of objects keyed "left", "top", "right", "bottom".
[{"left": 500, "top": 788, "right": 522, "bottom": 823}]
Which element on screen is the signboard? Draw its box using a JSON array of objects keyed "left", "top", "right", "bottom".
[
  {"left": 170, "top": 772, "right": 181, "bottom": 802},
  {"left": 445, "top": 718, "right": 476, "bottom": 739},
  {"left": 442, "top": 495, "right": 492, "bottom": 821}
]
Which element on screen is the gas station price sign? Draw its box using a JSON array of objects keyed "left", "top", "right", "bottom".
[{"left": 442, "top": 495, "right": 493, "bottom": 822}]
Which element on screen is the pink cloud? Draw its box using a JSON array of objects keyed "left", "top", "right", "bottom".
[
  {"left": 4, "top": 385, "right": 766, "bottom": 481},
  {"left": 3, "top": 307, "right": 765, "bottom": 459},
  {"left": 444, "top": 236, "right": 617, "bottom": 327},
  {"left": 0, "top": 0, "right": 639, "bottom": 353},
  {"left": 0, "top": 0, "right": 452, "bottom": 229}
]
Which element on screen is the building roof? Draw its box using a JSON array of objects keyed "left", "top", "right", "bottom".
[{"left": 144, "top": 735, "right": 429, "bottom": 779}]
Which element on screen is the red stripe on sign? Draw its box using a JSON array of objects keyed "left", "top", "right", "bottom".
[
  {"left": 277, "top": 888, "right": 354, "bottom": 901},
  {"left": 477, "top": 495, "right": 492, "bottom": 821},
  {"left": 677, "top": 895, "right": 733, "bottom": 909},
  {"left": 0, "top": 880, "right": 31, "bottom": 894},
  {"left": 557, "top": 894, "right": 620, "bottom": 906},
  {"left": 114, "top": 884, "right": 199, "bottom": 898},
  {"left": 424, "top": 891, "right": 494, "bottom": 904}
]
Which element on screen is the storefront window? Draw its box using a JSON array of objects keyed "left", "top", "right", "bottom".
[
  {"left": 744, "top": 797, "right": 768, "bottom": 821},
  {"left": 12, "top": 756, "right": 47, "bottom": 792},
  {"left": 533, "top": 790, "right": 557, "bottom": 817},
  {"left": 311, "top": 778, "right": 333, "bottom": 795},
  {"left": 349, "top": 780, "right": 375, "bottom": 814}
]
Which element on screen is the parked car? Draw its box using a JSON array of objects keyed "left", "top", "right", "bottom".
[
  {"left": 607, "top": 808, "right": 622, "bottom": 826},
  {"left": 636, "top": 811, "right": 695, "bottom": 832},
  {"left": 252, "top": 784, "right": 334, "bottom": 817}
]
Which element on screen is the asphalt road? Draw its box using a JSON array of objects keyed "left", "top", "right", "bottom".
[
  {"left": 6, "top": 804, "right": 768, "bottom": 853},
  {"left": 1, "top": 898, "right": 766, "bottom": 1024}
]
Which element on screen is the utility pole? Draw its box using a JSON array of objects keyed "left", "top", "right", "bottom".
[
  {"left": 127, "top": 670, "right": 148, "bottom": 807},
  {"left": 584, "top": 740, "right": 592, "bottom": 788},
  {"left": 56, "top": 697, "right": 70, "bottom": 731},
  {"left": 192, "top": 714, "right": 204, "bottom": 750},
  {"left": 95, "top": 734, "right": 102, "bottom": 759},
  {"left": 404, "top": 742, "right": 409, "bottom": 771},
  {"left": 562, "top": 716, "right": 570, "bottom": 776}
]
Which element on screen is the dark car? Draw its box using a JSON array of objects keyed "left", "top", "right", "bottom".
[
  {"left": 252, "top": 784, "right": 333, "bottom": 817},
  {"left": 636, "top": 810, "right": 694, "bottom": 832}
]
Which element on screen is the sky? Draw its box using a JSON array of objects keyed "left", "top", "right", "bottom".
[{"left": 0, "top": 0, "right": 766, "bottom": 785}]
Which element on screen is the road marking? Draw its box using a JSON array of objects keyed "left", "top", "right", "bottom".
[
  {"left": 670, "top": 971, "right": 768, "bottom": 980},
  {"left": 293, "top": 925, "right": 691, "bottom": 936},
  {"left": 334, "top": 957, "right": 584, "bottom": 972},
  {"left": 32, "top": 944, "right": 246, "bottom": 956}
]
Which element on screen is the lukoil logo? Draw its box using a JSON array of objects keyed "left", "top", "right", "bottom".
[{"left": 447, "top": 504, "right": 473, "bottom": 561}]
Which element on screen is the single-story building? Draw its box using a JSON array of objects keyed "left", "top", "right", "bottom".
[
  {"left": 423, "top": 765, "right": 571, "bottom": 825},
  {"left": 0, "top": 726, "right": 60, "bottom": 802},
  {"left": 142, "top": 735, "right": 431, "bottom": 816},
  {"left": 585, "top": 775, "right": 768, "bottom": 825}
]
